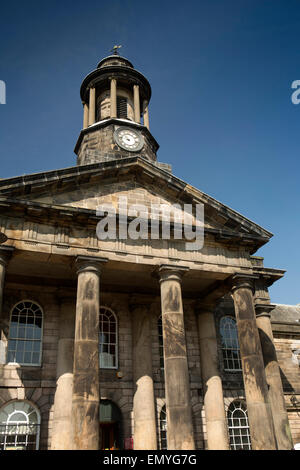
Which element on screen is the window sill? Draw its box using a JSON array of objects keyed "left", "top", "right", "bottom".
[{"left": 6, "top": 362, "right": 41, "bottom": 368}]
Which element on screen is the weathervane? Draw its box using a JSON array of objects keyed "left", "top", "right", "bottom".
[{"left": 111, "top": 45, "right": 122, "bottom": 55}]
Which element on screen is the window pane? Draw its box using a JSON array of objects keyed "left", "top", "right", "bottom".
[
  {"left": 18, "top": 341, "right": 26, "bottom": 351},
  {"left": 18, "top": 328, "right": 26, "bottom": 339},
  {"left": 227, "top": 400, "right": 251, "bottom": 450},
  {"left": 26, "top": 328, "right": 34, "bottom": 340},
  {"left": 7, "top": 302, "right": 43, "bottom": 365},
  {"left": 110, "top": 334, "right": 116, "bottom": 344},
  {"left": 24, "top": 352, "right": 32, "bottom": 364},
  {"left": 24, "top": 341, "right": 33, "bottom": 352},
  {"left": 33, "top": 327, "right": 42, "bottom": 340},
  {"left": 32, "top": 353, "right": 40, "bottom": 364},
  {"left": 33, "top": 342, "right": 40, "bottom": 352},
  {"left": 99, "top": 307, "right": 117, "bottom": 369},
  {"left": 220, "top": 317, "right": 242, "bottom": 371},
  {"left": 16, "top": 351, "right": 24, "bottom": 363}
]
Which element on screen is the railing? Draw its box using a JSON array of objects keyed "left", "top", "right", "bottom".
[{"left": 0, "top": 424, "right": 40, "bottom": 450}]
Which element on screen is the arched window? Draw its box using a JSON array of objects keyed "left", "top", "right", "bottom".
[
  {"left": 7, "top": 301, "right": 43, "bottom": 366},
  {"left": 99, "top": 307, "right": 118, "bottom": 369},
  {"left": 160, "top": 405, "right": 167, "bottom": 450},
  {"left": 0, "top": 401, "right": 40, "bottom": 450},
  {"left": 227, "top": 400, "right": 251, "bottom": 450},
  {"left": 219, "top": 316, "right": 241, "bottom": 371},
  {"left": 158, "top": 315, "right": 164, "bottom": 370}
]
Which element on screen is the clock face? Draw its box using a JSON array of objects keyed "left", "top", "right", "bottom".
[{"left": 114, "top": 127, "right": 144, "bottom": 152}]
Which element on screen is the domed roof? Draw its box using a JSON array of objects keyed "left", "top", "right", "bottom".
[
  {"left": 97, "top": 54, "right": 134, "bottom": 69},
  {"left": 80, "top": 50, "right": 151, "bottom": 104}
]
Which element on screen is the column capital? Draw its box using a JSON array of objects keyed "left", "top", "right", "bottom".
[
  {"left": 255, "top": 303, "right": 276, "bottom": 318},
  {"left": 253, "top": 276, "right": 271, "bottom": 304},
  {"left": 155, "top": 264, "right": 189, "bottom": 284},
  {"left": 230, "top": 273, "right": 259, "bottom": 293},
  {"left": 75, "top": 256, "right": 108, "bottom": 275},
  {"left": 0, "top": 245, "right": 14, "bottom": 267}
]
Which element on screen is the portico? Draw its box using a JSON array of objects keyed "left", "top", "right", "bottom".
[{"left": 0, "top": 227, "right": 287, "bottom": 450}]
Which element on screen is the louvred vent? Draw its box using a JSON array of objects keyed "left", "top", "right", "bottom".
[{"left": 117, "top": 97, "right": 127, "bottom": 118}]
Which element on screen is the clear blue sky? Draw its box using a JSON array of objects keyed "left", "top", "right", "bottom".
[{"left": 0, "top": 0, "right": 299, "bottom": 304}]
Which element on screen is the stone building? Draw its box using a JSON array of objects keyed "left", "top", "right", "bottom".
[{"left": 0, "top": 51, "right": 299, "bottom": 451}]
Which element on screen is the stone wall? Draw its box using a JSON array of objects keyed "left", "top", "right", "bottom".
[
  {"left": 287, "top": 409, "right": 300, "bottom": 445},
  {"left": 273, "top": 336, "right": 300, "bottom": 445},
  {"left": 273, "top": 337, "right": 300, "bottom": 393}
]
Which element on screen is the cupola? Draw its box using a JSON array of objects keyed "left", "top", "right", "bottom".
[{"left": 74, "top": 48, "right": 160, "bottom": 167}]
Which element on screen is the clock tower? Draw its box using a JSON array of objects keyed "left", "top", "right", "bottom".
[{"left": 75, "top": 50, "right": 160, "bottom": 166}]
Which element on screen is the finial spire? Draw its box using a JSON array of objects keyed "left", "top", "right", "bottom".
[{"left": 111, "top": 45, "right": 122, "bottom": 55}]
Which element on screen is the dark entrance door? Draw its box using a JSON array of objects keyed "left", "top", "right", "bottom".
[
  {"left": 99, "top": 400, "right": 122, "bottom": 450},
  {"left": 100, "top": 422, "right": 119, "bottom": 450}
]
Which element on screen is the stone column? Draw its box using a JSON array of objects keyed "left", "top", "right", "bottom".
[
  {"left": 51, "top": 296, "right": 75, "bottom": 450},
  {"left": 71, "top": 256, "right": 107, "bottom": 450},
  {"left": 196, "top": 302, "right": 229, "bottom": 450},
  {"left": 158, "top": 265, "right": 195, "bottom": 450},
  {"left": 88, "top": 87, "right": 96, "bottom": 126},
  {"left": 143, "top": 100, "right": 150, "bottom": 130},
  {"left": 110, "top": 78, "right": 117, "bottom": 118},
  {"left": 256, "top": 304, "right": 293, "bottom": 450},
  {"left": 133, "top": 84, "right": 140, "bottom": 124},
  {"left": 131, "top": 299, "right": 157, "bottom": 450},
  {"left": 231, "top": 274, "right": 276, "bottom": 450},
  {"left": 83, "top": 102, "right": 89, "bottom": 129}
]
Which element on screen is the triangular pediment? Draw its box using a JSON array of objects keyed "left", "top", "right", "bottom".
[
  {"left": 0, "top": 156, "right": 272, "bottom": 249},
  {"left": 21, "top": 178, "right": 224, "bottom": 232}
]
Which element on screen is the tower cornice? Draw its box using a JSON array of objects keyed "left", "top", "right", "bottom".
[{"left": 80, "top": 65, "right": 151, "bottom": 104}]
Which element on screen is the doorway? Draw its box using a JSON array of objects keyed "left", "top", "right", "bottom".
[
  {"left": 99, "top": 400, "right": 122, "bottom": 450},
  {"left": 100, "top": 422, "right": 119, "bottom": 450}
]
